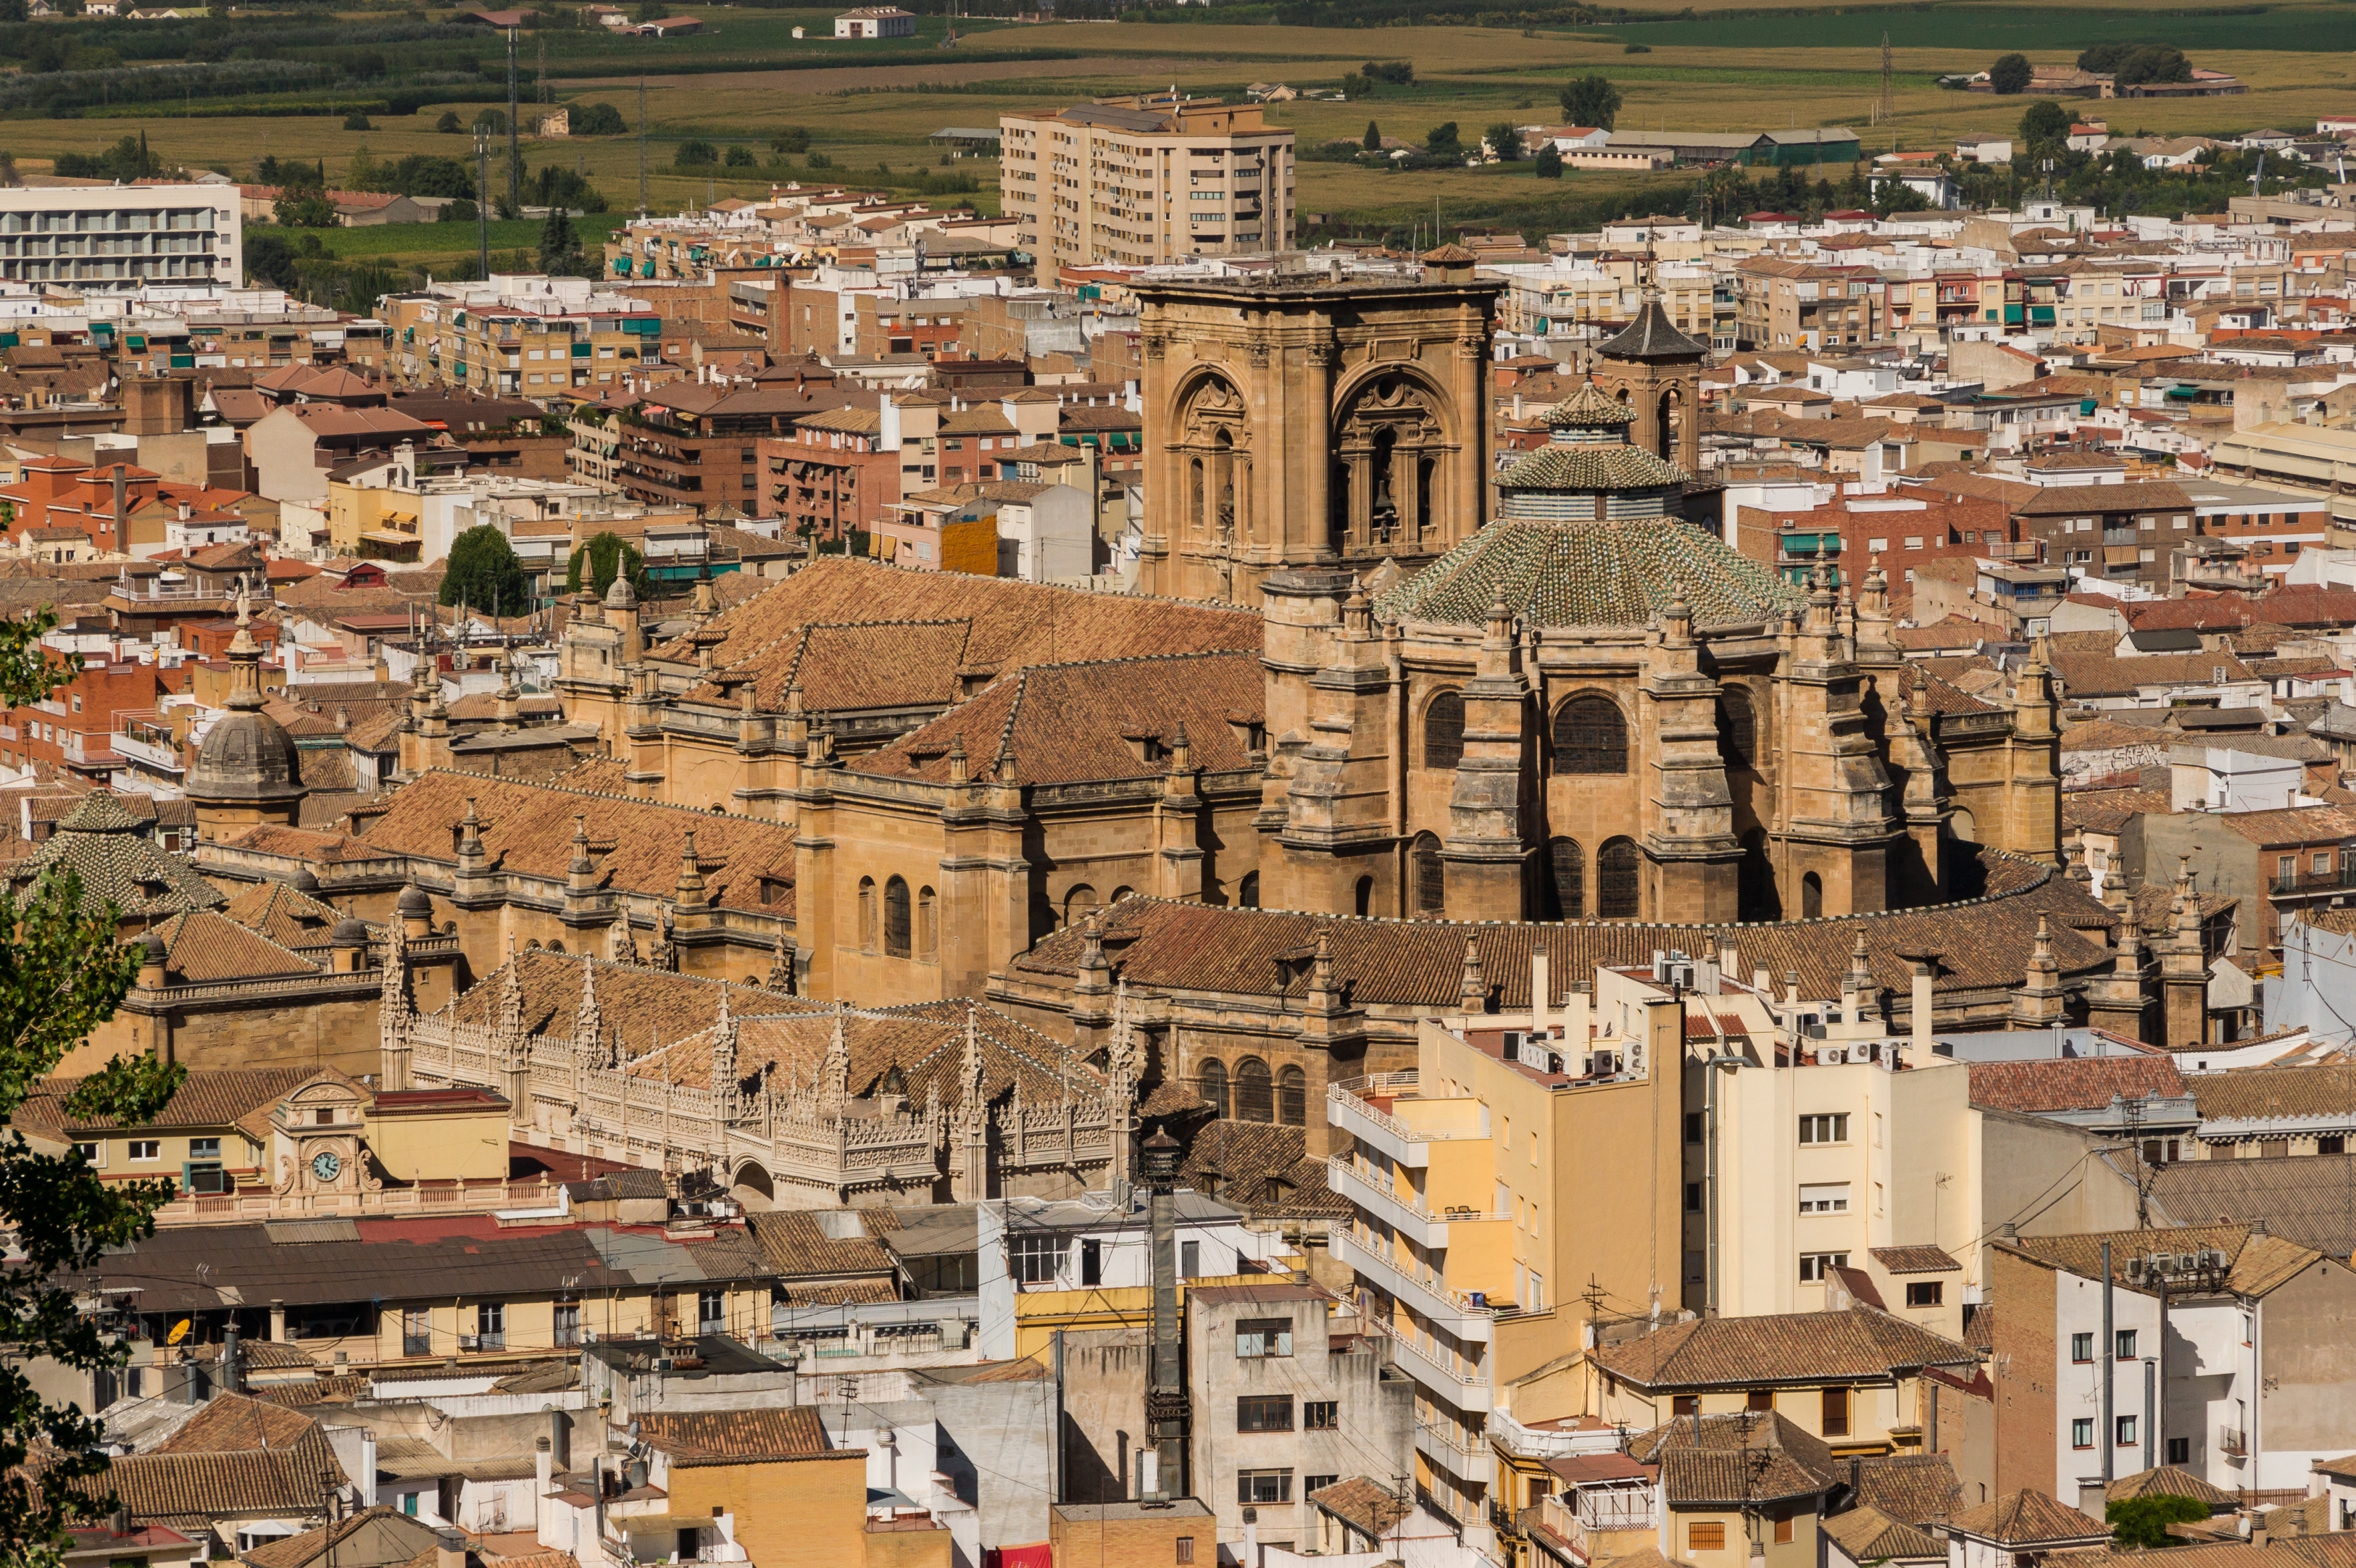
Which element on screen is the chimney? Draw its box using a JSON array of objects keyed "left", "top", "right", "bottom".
[
  {"left": 1910, "top": 958, "right": 1935, "bottom": 1056},
  {"left": 220, "top": 1324, "right": 241, "bottom": 1394},
  {"left": 533, "top": 1436, "right": 551, "bottom": 1528},
  {"left": 359, "top": 1429, "right": 378, "bottom": 1509},
  {"left": 1141, "top": 1129, "right": 1186, "bottom": 1502},
  {"left": 436, "top": 1528, "right": 467, "bottom": 1568},
  {"left": 1531, "top": 951, "right": 1550, "bottom": 1040}
]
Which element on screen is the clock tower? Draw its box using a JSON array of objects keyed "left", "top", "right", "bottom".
[{"left": 268, "top": 1077, "right": 379, "bottom": 1204}]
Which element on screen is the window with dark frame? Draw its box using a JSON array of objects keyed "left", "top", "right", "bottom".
[
  {"left": 1597, "top": 838, "right": 1640, "bottom": 919},
  {"left": 1821, "top": 1385, "right": 1850, "bottom": 1438},
  {"left": 1236, "top": 1396, "right": 1294, "bottom": 1433},
  {"left": 1236, "top": 1318, "right": 1294, "bottom": 1358},
  {"left": 1236, "top": 1469, "right": 1293, "bottom": 1504},
  {"left": 1304, "top": 1401, "right": 1338, "bottom": 1430},
  {"left": 2073, "top": 1418, "right": 2094, "bottom": 1448},
  {"left": 1423, "top": 691, "right": 1465, "bottom": 771},
  {"left": 1905, "top": 1281, "right": 1944, "bottom": 1307},
  {"left": 2070, "top": 1332, "right": 2094, "bottom": 1363},
  {"left": 1555, "top": 694, "right": 1630, "bottom": 775}
]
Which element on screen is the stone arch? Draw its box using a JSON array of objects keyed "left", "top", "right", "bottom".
[
  {"left": 1739, "top": 828, "right": 1781, "bottom": 922},
  {"left": 1234, "top": 1056, "right": 1274, "bottom": 1122},
  {"left": 1328, "top": 362, "right": 1458, "bottom": 552},
  {"left": 1354, "top": 875, "right": 1375, "bottom": 917},
  {"left": 1717, "top": 683, "right": 1760, "bottom": 772},
  {"left": 1657, "top": 385, "right": 1686, "bottom": 465},
  {"left": 1412, "top": 832, "right": 1446, "bottom": 917},
  {"left": 1109, "top": 885, "right": 1134, "bottom": 906},
  {"left": 884, "top": 875, "right": 912, "bottom": 958},
  {"left": 1276, "top": 1064, "right": 1307, "bottom": 1126},
  {"left": 917, "top": 886, "right": 938, "bottom": 959},
  {"left": 1170, "top": 368, "right": 1250, "bottom": 541},
  {"left": 1553, "top": 692, "right": 1630, "bottom": 775},
  {"left": 1802, "top": 872, "right": 1824, "bottom": 919},
  {"left": 1064, "top": 884, "right": 1098, "bottom": 928},
  {"left": 857, "top": 877, "right": 877, "bottom": 952},
  {"left": 1423, "top": 688, "right": 1466, "bottom": 772},
  {"left": 1237, "top": 872, "right": 1260, "bottom": 909},
  {"left": 1597, "top": 837, "right": 1641, "bottom": 919},
  {"left": 1549, "top": 837, "right": 1585, "bottom": 919},
  {"left": 1198, "top": 1056, "right": 1230, "bottom": 1118},
  {"left": 730, "top": 1159, "right": 775, "bottom": 1213}
]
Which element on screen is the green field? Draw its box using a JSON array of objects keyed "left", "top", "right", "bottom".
[
  {"left": 249, "top": 212, "right": 631, "bottom": 262},
  {"left": 1602, "top": 4, "right": 2356, "bottom": 52}
]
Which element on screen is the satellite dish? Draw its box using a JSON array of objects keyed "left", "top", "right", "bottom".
[
  {"left": 166, "top": 1318, "right": 191, "bottom": 1346},
  {"left": 627, "top": 1419, "right": 641, "bottom": 1441}
]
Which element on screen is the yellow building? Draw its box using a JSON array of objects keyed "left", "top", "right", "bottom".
[
  {"left": 377, "top": 289, "right": 659, "bottom": 399},
  {"left": 1324, "top": 960, "right": 1687, "bottom": 1555},
  {"left": 1000, "top": 93, "right": 1294, "bottom": 277}
]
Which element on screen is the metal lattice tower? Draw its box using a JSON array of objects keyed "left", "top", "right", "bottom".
[
  {"left": 637, "top": 75, "right": 649, "bottom": 217},
  {"left": 1874, "top": 32, "right": 1895, "bottom": 126},
  {"left": 506, "top": 28, "right": 521, "bottom": 218}
]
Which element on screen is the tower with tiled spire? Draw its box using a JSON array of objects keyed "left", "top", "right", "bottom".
[{"left": 1589, "top": 278, "right": 1707, "bottom": 472}]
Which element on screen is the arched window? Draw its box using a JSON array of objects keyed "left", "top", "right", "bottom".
[
  {"left": 1554, "top": 694, "right": 1629, "bottom": 775},
  {"left": 1802, "top": 872, "right": 1824, "bottom": 919},
  {"left": 1064, "top": 884, "right": 1096, "bottom": 928},
  {"left": 884, "top": 876, "right": 911, "bottom": 958},
  {"left": 1354, "top": 876, "right": 1374, "bottom": 917},
  {"left": 1597, "top": 838, "right": 1641, "bottom": 919},
  {"left": 1234, "top": 1058, "right": 1274, "bottom": 1122},
  {"left": 1277, "top": 1065, "right": 1307, "bottom": 1127},
  {"left": 1237, "top": 872, "right": 1260, "bottom": 909},
  {"left": 1550, "top": 838, "right": 1584, "bottom": 919},
  {"left": 1718, "top": 685, "right": 1757, "bottom": 771},
  {"left": 1412, "top": 833, "right": 1445, "bottom": 917},
  {"left": 1109, "top": 885, "right": 1134, "bottom": 906},
  {"left": 857, "top": 877, "right": 877, "bottom": 951},
  {"left": 1424, "top": 691, "right": 1465, "bottom": 772},
  {"left": 917, "top": 886, "right": 938, "bottom": 959},
  {"left": 1189, "top": 455, "right": 1205, "bottom": 532},
  {"left": 1199, "top": 1059, "right": 1230, "bottom": 1119}
]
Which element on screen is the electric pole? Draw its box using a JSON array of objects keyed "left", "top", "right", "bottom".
[
  {"left": 476, "top": 132, "right": 491, "bottom": 281},
  {"left": 506, "top": 27, "right": 522, "bottom": 219},
  {"left": 1875, "top": 32, "right": 1895, "bottom": 127},
  {"left": 638, "top": 74, "right": 649, "bottom": 217}
]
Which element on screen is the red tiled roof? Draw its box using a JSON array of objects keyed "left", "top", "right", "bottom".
[{"left": 1967, "top": 1054, "right": 2184, "bottom": 1114}]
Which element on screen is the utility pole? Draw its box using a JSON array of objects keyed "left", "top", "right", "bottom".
[
  {"left": 507, "top": 27, "right": 522, "bottom": 219},
  {"left": 638, "top": 75, "right": 649, "bottom": 217},
  {"left": 1874, "top": 31, "right": 1894, "bottom": 127},
  {"left": 476, "top": 133, "right": 491, "bottom": 281}
]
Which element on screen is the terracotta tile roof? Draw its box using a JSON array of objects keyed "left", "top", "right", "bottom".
[
  {"left": 1852, "top": 1453, "right": 1964, "bottom": 1524},
  {"left": 9, "top": 792, "right": 225, "bottom": 919},
  {"left": 1912, "top": 667, "right": 2002, "bottom": 717},
  {"left": 1967, "top": 1055, "right": 2184, "bottom": 1114},
  {"left": 356, "top": 770, "right": 797, "bottom": 919},
  {"left": 1660, "top": 1448, "right": 1831, "bottom": 1505},
  {"left": 151, "top": 909, "right": 320, "bottom": 984},
  {"left": 742, "top": 1209, "right": 899, "bottom": 1280},
  {"left": 636, "top": 1407, "right": 830, "bottom": 1462},
  {"left": 2211, "top": 804, "right": 2356, "bottom": 847},
  {"left": 451, "top": 950, "right": 805, "bottom": 1057},
  {"left": 649, "top": 557, "right": 1259, "bottom": 704},
  {"left": 2147, "top": 1153, "right": 2356, "bottom": 1258},
  {"left": 1823, "top": 1506, "right": 1944, "bottom": 1561},
  {"left": 1176, "top": 1121, "right": 1350, "bottom": 1220},
  {"left": 1593, "top": 1307, "right": 1976, "bottom": 1390},
  {"left": 1964, "top": 1303, "right": 1993, "bottom": 1353},
  {"left": 849, "top": 652, "right": 1263, "bottom": 785},
  {"left": 86, "top": 1446, "right": 336, "bottom": 1522},
  {"left": 1868, "top": 1245, "right": 1960, "bottom": 1275},
  {"left": 1011, "top": 851, "right": 2115, "bottom": 1012},
  {"left": 777, "top": 1278, "right": 898, "bottom": 1306},
  {"left": 2001, "top": 1223, "right": 2320, "bottom": 1298},
  {"left": 2049, "top": 649, "right": 2255, "bottom": 698},
  {"left": 221, "top": 879, "right": 344, "bottom": 950},
  {"left": 238, "top": 1506, "right": 440, "bottom": 1568},
  {"left": 2110, "top": 1465, "right": 2236, "bottom": 1506},
  {"left": 15, "top": 1066, "right": 331, "bottom": 1140},
  {"left": 2063, "top": 786, "right": 2170, "bottom": 835},
  {"left": 1378, "top": 518, "right": 1806, "bottom": 631},
  {"left": 1626, "top": 1411, "right": 1835, "bottom": 1499},
  {"left": 2191, "top": 1063, "right": 2356, "bottom": 1121},
  {"left": 154, "top": 1393, "right": 329, "bottom": 1457},
  {"left": 686, "top": 619, "right": 971, "bottom": 714},
  {"left": 1947, "top": 1490, "right": 2110, "bottom": 1546},
  {"left": 249, "top": 1373, "right": 370, "bottom": 1406},
  {"left": 1307, "top": 1476, "right": 1410, "bottom": 1540}
]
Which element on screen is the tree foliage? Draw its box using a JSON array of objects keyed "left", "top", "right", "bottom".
[
  {"left": 1989, "top": 52, "right": 2033, "bottom": 93},
  {"left": 1424, "top": 121, "right": 1462, "bottom": 159},
  {"left": 674, "top": 138, "right": 717, "bottom": 168},
  {"left": 1534, "top": 142, "right": 1563, "bottom": 180},
  {"left": 536, "top": 206, "right": 583, "bottom": 278},
  {"left": 1362, "top": 119, "right": 1381, "bottom": 151},
  {"left": 51, "top": 133, "right": 157, "bottom": 183},
  {"left": 1486, "top": 121, "right": 1523, "bottom": 162},
  {"left": 565, "top": 531, "right": 652, "bottom": 600},
  {"left": 570, "top": 101, "right": 626, "bottom": 135},
  {"left": 0, "top": 607, "right": 183, "bottom": 1568},
  {"left": 2108, "top": 1496, "right": 2210, "bottom": 1550},
  {"left": 1560, "top": 74, "right": 1622, "bottom": 130},
  {"left": 440, "top": 525, "right": 529, "bottom": 614},
  {"left": 2078, "top": 42, "right": 2191, "bottom": 86},
  {"left": 2018, "top": 99, "right": 2071, "bottom": 154}
]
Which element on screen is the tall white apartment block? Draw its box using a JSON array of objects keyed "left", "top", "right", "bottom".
[{"left": 0, "top": 184, "right": 242, "bottom": 295}]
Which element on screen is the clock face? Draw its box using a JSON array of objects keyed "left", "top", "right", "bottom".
[{"left": 310, "top": 1149, "right": 343, "bottom": 1183}]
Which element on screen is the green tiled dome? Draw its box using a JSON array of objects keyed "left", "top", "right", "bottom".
[
  {"left": 1497, "top": 441, "right": 1685, "bottom": 491},
  {"left": 1375, "top": 517, "right": 1811, "bottom": 630},
  {"left": 1544, "top": 380, "right": 1636, "bottom": 429}
]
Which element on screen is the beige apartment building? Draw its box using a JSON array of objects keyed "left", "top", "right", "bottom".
[{"left": 1000, "top": 94, "right": 1294, "bottom": 276}]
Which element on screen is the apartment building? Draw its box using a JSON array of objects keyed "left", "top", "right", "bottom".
[
  {"left": 1736, "top": 259, "right": 1888, "bottom": 351},
  {"left": 0, "top": 184, "right": 241, "bottom": 295},
  {"left": 377, "top": 275, "right": 660, "bottom": 400},
  {"left": 1323, "top": 957, "right": 1686, "bottom": 1553},
  {"left": 1000, "top": 94, "right": 1294, "bottom": 277}
]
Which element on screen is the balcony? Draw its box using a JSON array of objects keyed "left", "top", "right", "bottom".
[
  {"left": 2220, "top": 1425, "right": 2247, "bottom": 1458},
  {"left": 1372, "top": 1316, "right": 1492, "bottom": 1412},
  {"left": 1333, "top": 1224, "right": 1494, "bottom": 1341},
  {"left": 1417, "top": 1419, "right": 1496, "bottom": 1485},
  {"left": 1327, "top": 1155, "right": 1451, "bottom": 1249},
  {"left": 2270, "top": 864, "right": 2356, "bottom": 897}
]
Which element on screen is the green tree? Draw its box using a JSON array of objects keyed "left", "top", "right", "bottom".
[
  {"left": 571, "top": 102, "right": 628, "bottom": 136},
  {"left": 272, "top": 192, "right": 338, "bottom": 228},
  {"left": 723, "top": 144, "right": 756, "bottom": 167},
  {"left": 1425, "top": 121, "right": 1462, "bottom": 158},
  {"left": 2108, "top": 1496, "right": 2210, "bottom": 1551},
  {"left": 2019, "top": 99, "right": 2072, "bottom": 153},
  {"left": 345, "top": 143, "right": 384, "bottom": 194},
  {"left": 1362, "top": 119, "right": 1381, "bottom": 152},
  {"left": 675, "top": 138, "right": 717, "bottom": 168},
  {"left": 768, "top": 126, "right": 810, "bottom": 154},
  {"left": 436, "top": 109, "right": 464, "bottom": 133},
  {"left": 565, "top": 530, "right": 652, "bottom": 600},
  {"left": 1559, "top": 75, "right": 1622, "bottom": 130},
  {"left": 537, "top": 206, "right": 582, "bottom": 276},
  {"left": 440, "top": 525, "right": 529, "bottom": 614},
  {"left": 1485, "top": 121, "right": 1523, "bottom": 162},
  {"left": 2113, "top": 44, "right": 2191, "bottom": 87},
  {"left": 438, "top": 198, "right": 479, "bottom": 224},
  {"left": 1989, "top": 52, "right": 2034, "bottom": 94},
  {"left": 0, "top": 606, "right": 185, "bottom": 1567},
  {"left": 342, "top": 111, "right": 373, "bottom": 131},
  {"left": 1533, "top": 142, "right": 1563, "bottom": 180},
  {"left": 244, "top": 233, "right": 299, "bottom": 289}
]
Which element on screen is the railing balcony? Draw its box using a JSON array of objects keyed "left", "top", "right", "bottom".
[
  {"left": 1335, "top": 1225, "right": 1494, "bottom": 1342},
  {"left": 2220, "top": 1425, "right": 2247, "bottom": 1457},
  {"left": 2270, "top": 865, "right": 2356, "bottom": 896},
  {"left": 1327, "top": 1156, "right": 1449, "bottom": 1249},
  {"left": 1416, "top": 1419, "right": 1496, "bottom": 1485},
  {"left": 1370, "top": 1314, "right": 1492, "bottom": 1412}
]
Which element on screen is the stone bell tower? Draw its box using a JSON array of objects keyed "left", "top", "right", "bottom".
[{"left": 1133, "top": 249, "right": 1502, "bottom": 607}]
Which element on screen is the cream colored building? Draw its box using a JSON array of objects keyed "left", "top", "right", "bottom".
[{"left": 999, "top": 95, "right": 1294, "bottom": 278}]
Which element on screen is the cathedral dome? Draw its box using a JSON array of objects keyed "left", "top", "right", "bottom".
[
  {"left": 1375, "top": 515, "right": 1808, "bottom": 630},
  {"left": 186, "top": 590, "right": 306, "bottom": 812}
]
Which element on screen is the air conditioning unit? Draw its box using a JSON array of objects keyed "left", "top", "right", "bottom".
[{"left": 2126, "top": 1256, "right": 2147, "bottom": 1280}]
